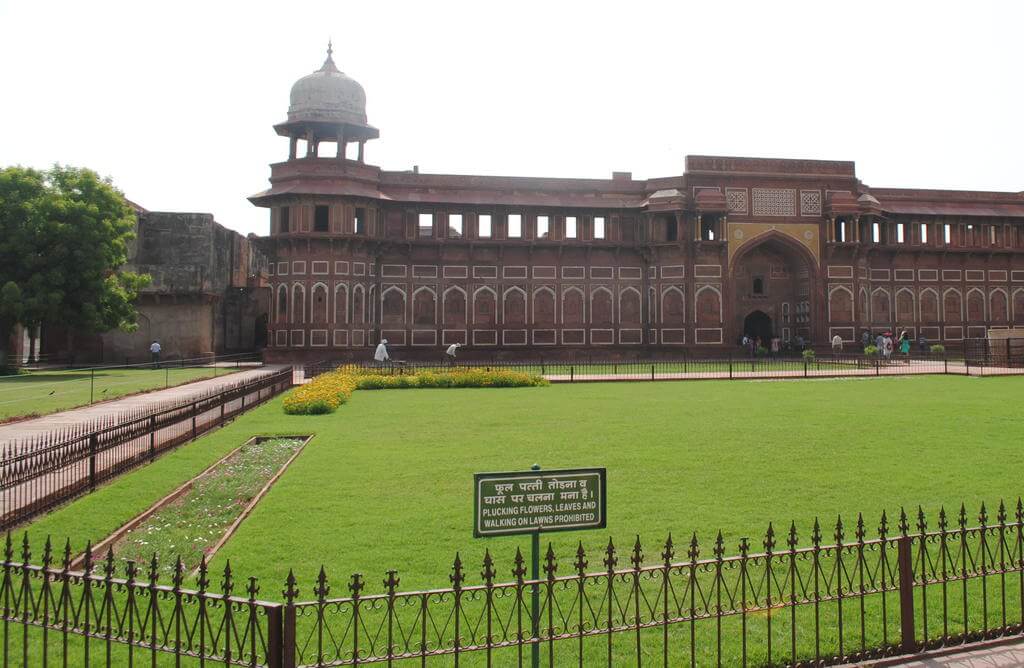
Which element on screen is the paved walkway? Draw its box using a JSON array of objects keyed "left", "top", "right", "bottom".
[
  {"left": 864, "top": 640, "right": 1024, "bottom": 667},
  {"left": 545, "top": 363, "right": 1024, "bottom": 383},
  {"left": 0, "top": 364, "right": 291, "bottom": 444}
]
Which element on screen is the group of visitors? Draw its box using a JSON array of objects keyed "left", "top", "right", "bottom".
[
  {"left": 739, "top": 335, "right": 786, "bottom": 357},
  {"left": 857, "top": 329, "right": 918, "bottom": 361}
]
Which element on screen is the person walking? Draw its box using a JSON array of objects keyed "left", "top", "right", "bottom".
[
  {"left": 882, "top": 334, "right": 894, "bottom": 360},
  {"left": 444, "top": 342, "right": 461, "bottom": 367},
  {"left": 149, "top": 340, "right": 162, "bottom": 368},
  {"left": 831, "top": 333, "right": 843, "bottom": 353},
  {"left": 918, "top": 334, "right": 928, "bottom": 353},
  {"left": 861, "top": 330, "right": 870, "bottom": 350},
  {"left": 899, "top": 330, "right": 911, "bottom": 362},
  {"left": 374, "top": 338, "right": 390, "bottom": 367}
]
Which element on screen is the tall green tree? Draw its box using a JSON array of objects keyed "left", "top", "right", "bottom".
[{"left": 0, "top": 165, "right": 149, "bottom": 366}]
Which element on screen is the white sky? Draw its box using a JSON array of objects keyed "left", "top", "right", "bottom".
[{"left": 1, "top": 0, "right": 1021, "bottom": 237}]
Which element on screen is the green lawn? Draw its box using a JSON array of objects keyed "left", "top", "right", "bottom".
[
  {"left": 17, "top": 375, "right": 1024, "bottom": 665},
  {"left": 0, "top": 365, "right": 238, "bottom": 419}
]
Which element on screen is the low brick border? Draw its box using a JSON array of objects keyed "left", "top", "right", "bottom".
[{"left": 71, "top": 434, "right": 313, "bottom": 570}]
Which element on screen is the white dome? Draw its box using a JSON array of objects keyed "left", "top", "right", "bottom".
[{"left": 288, "top": 46, "right": 367, "bottom": 126}]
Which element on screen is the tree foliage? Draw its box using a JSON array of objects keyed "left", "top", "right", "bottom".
[{"left": 0, "top": 165, "right": 150, "bottom": 360}]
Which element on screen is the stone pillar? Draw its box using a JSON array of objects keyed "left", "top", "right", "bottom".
[
  {"left": 289, "top": 136, "right": 298, "bottom": 160},
  {"left": 358, "top": 141, "right": 365, "bottom": 163},
  {"left": 695, "top": 214, "right": 702, "bottom": 242},
  {"left": 337, "top": 130, "right": 346, "bottom": 162},
  {"left": 305, "top": 130, "right": 315, "bottom": 157}
]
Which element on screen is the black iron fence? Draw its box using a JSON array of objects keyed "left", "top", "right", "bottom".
[
  {"left": 0, "top": 368, "right": 292, "bottom": 531},
  {"left": 2, "top": 501, "right": 1023, "bottom": 666},
  {"left": 964, "top": 337, "right": 1024, "bottom": 368},
  {"left": 303, "top": 352, "right": 1016, "bottom": 383}
]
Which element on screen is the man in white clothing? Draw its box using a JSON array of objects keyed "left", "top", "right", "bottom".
[
  {"left": 831, "top": 334, "right": 843, "bottom": 352},
  {"left": 149, "top": 340, "right": 162, "bottom": 368},
  {"left": 444, "top": 342, "right": 461, "bottom": 366},
  {"left": 373, "top": 339, "right": 389, "bottom": 366}
]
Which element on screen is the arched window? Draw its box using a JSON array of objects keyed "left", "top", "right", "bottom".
[
  {"left": 311, "top": 284, "right": 328, "bottom": 324},
  {"left": 413, "top": 288, "right": 436, "bottom": 325},
  {"left": 752, "top": 278, "right": 764, "bottom": 296},
  {"left": 277, "top": 285, "right": 288, "bottom": 323}
]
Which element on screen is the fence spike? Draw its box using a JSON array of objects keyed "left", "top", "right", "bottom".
[
  {"left": 247, "top": 576, "right": 259, "bottom": 601},
  {"left": 83, "top": 541, "right": 93, "bottom": 574},
  {"left": 833, "top": 516, "right": 844, "bottom": 544},
  {"left": 738, "top": 536, "right": 749, "bottom": 558},
  {"left": 283, "top": 569, "right": 298, "bottom": 603},
  {"left": 812, "top": 517, "right": 822, "bottom": 546},
  {"left": 855, "top": 513, "right": 865, "bottom": 543},
  {"left": 512, "top": 547, "right": 526, "bottom": 581},
  {"left": 197, "top": 555, "right": 209, "bottom": 593},
  {"left": 314, "top": 565, "right": 330, "bottom": 600},
  {"left": 384, "top": 569, "right": 400, "bottom": 594},
  {"left": 221, "top": 560, "right": 234, "bottom": 597},
  {"left": 959, "top": 503, "right": 968, "bottom": 530},
  {"left": 103, "top": 548, "right": 115, "bottom": 579},
  {"left": 899, "top": 507, "right": 910, "bottom": 536},
  {"left": 979, "top": 502, "right": 989, "bottom": 526},
  {"left": 61, "top": 539, "right": 72, "bottom": 571},
  {"left": 148, "top": 553, "right": 159, "bottom": 583},
  {"left": 575, "top": 541, "right": 589, "bottom": 574},
  {"left": 630, "top": 535, "right": 643, "bottom": 569},
  {"left": 21, "top": 532, "right": 30, "bottom": 563},
  {"left": 605, "top": 537, "right": 619, "bottom": 570},
  {"left": 687, "top": 532, "right": 699, "bottom": 562},
  {"left": 998, "top": 499, "right": 1008, "bottom": 525},
  {"left": 938, "top": 506, "right": 948, "bottom": 531},
  {"left": 125, "top": 559, "right": 138, "bottom": 585},
  {"left": 788, "top": 521, "right": 799, "bottom": 550},
  {"left": 172, "top": 556, "right": 184, "bottom": 590},
  {"left": 1017, "top": 498, "right": 1023, "bottom": 524},
  {"left": 661, "top": 534, "right": 674, "bottom": 565},
  {"left": 916, "top": 505, "right": 928, "bottom": 533},
  {"left": 545, "top": 543, "right": 558, "bottom": 580},
  {"left": 714, "top": 530, "right": 726, "bottom": 560},
  {"left": 450, "top": 553, "right": 464, "bottom": 590},
  {"left": 3, "top": 532, "right": 12, "bottom": 562},
  {"left": 481, "top": 549, "right": 495, "bottom": 584}
]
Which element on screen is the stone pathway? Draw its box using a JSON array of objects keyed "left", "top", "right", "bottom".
[
  {"left": 859, "top": 640, "right": 1024, "bottom": 667},
  {"left": 0, "top": 365, "right": 291, "bottom": 444}
]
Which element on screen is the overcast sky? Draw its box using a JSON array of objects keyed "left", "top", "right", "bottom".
[{"left": 1, "top": 0, "right": 1021, "bottom": 236}]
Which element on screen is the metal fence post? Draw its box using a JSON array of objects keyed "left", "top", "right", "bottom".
[
  {"left": 266, "top": 603, "right": 295, "bottom": 668},
  {"left": 220, "top": 391, "right": 226, "bottom": 423},
  {"left": 944, "top": 356, "right": 948, "bottom": 375},
  {"left": 570, "top": 365, "right": 574, "bottom": 383},
  {"left": 88, "top": 434, "right": 98, "bottom": 490},
  {"left": 191, "top": 402, "right": 197, "bottom": 440},
  {"left": 90, "top": 368, "right": 95, "bottom": 404},
  {"left": 897, "top": 535, "right": 916, "bottom": 654},
  {"left": 148, "top": 416, "right": 156, "bottom": 462},
  {"left": 729, "top": 354, "right": 733, "bottom": 379},
  {"left": 650, "top": 364, "right": 654, "bottom": 381}
]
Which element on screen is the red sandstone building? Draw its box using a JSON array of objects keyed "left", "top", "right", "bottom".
[{"left": 251, "top": 48, "right": 1024, "bottom": 361}]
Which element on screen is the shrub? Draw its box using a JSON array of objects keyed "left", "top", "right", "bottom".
[
  {"left": 755, "top": 346, "right": 769, "bottom": 357},
  {"left": 802, "top": 349, "right": 816, "bottom": 361},
  {"left": 930, "top": 344, "right": 946, "bottom": 355},
  {"left": 864, "top": 345, "right": 879, "bottom": 356},
  {"left": 283, "top": 370, "right": 357, "bottom": 415}
]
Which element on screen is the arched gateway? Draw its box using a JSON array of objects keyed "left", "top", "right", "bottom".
[{"left": 730, "top": 234, "right": 816, "bottom": 346}]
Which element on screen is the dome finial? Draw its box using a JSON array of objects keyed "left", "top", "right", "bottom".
[{"left": 319, "top": 39, "right": 338, "bottom": 73}]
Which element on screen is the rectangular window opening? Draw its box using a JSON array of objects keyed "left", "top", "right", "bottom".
[
  {"left": 448, "top": 213, "right": 463, "bottom": 238},
  {"left": 943, "top": 223, "right": 951, "bottom": 245},
  {"left": 418, "top": 213, "right": 434, "bottom": 238},
  {"left": 872, "top": 222, "right": 880, "bottom": 243},
  {"left": 314, "top": 205, "right": 329, "bottom": 232},
  {"left": 565, "top": 216, "right": 578, "bottom": 239},
  {"left": 896, "top": 223, "right": 905, "bottom": 243},
  {"left": 594, "top": 216, "right": 606, "bottom": 240},
  {"left": 508, "top": 214, "right": 522, "bottom": 238},
  {"left": 990, "top": 226, "right": 997, "bottom": 245},
  {"left": 536, "top": 215, "right": 550, "bottom": 239},
  {"left": 919, "top": 223, "right": 928, "bottom": 244},
  {"left": 478, "top": 214, "right": 492, "bottom": 239},
  {"left": 280, "top": 206, "right": 290, "bottom": 234},
  {"left": 354, "top": 208, "right": 366, "bottom": 235},
  {"left": 665, "top": 217, "right": 677, "bottom": 241}
]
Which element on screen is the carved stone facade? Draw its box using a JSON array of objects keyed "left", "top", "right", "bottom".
[{"left": 251, "top": 53, "right": 1024, "bottom": 361}]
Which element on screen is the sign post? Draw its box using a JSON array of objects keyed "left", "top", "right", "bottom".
[{"left": 473, "top": 465, "right": 607, "bottom": 668}]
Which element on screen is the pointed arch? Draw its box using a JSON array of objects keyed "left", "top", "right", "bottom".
[
  {"left": 333, "top": 283, "right": 348, "bottom": 324},
  {"left": 532, "top": 286, "right": 556, "bottom": 325},
  {"left": 859, "top": 288, "right": 869, "bottom": 323},
  {"left": 473, "top": 285, "right": 497, "bottom": 326},
  {"left": 919, "top": 287, "right": 939, "bottom": 322},
  {"left": 828, "top": 285, "right": 854, "bottom": 322},
  {"left": 895, "top": 287, "right": 915, "bottom": 322},
  {"left": 276, "top": 284, "right": 288, "bottom": 324},
  {"left": 412, "top": 286, "right": 437, "bottom": 325},
  {"left": 661, "top": 286, "right": 685, "bottom": 325},
  {"left": 694, "top": 285, "right": 722, "bottom": 325},
  {"left": 351, "top": 284, "right": 365, "bottom": 325},
  {"left": 966, "top": 287, "right": 986, "bottom": 322},
  {"left": 503, "top": 286, "right": 527, "bottom": 325},
  {"left": 291, "top": 283, "right": 306, "bottom": 324},
  {"left": 381, "top": 285, "right": 406, "bottom": 325},
  {"left": 989, "top": 288, "right": 1008, "bottom": 323},
  {"left": 870, "top": 287, "right": 891, "bottom": 324},
  {"left": 310, "top": 282, "right": 329, "bottom": 324},
  {"left": 1013, "top": 288, "right": 1024, "bottom": 325},
  {"left": 561, "top": 286, "right": 585, "bottom": 325},
  {"left": 443, "top": 285, "right": 467, "bottom": 325},
  {"left": 618, "top": 286, "right": 642, "bottom": 325},
  {"left": 942, "top": 288, "right": 963, "bottom": 324},
  {"left": 590, "top": 286, "right": 613, "bottom": 324}
]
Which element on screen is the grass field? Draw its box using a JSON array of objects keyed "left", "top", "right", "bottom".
[
  {"left": 17, "top": 374, "right": 1024, "bottom": 665},
  {"left": 0, "top": 365, "right": 239, "bottom": 420}
]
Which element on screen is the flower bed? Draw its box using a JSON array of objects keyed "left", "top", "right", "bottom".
[{"left": 284, "top": 367, "right": 546, "bottom": 414}]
